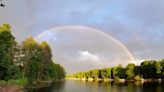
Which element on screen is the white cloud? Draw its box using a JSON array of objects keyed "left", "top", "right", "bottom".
[
  {"left": 78, "top": 51, "right": 99, "bottom": 61},
  {"left": 131, "top": 59, "right": 145, "bottom": 65}
]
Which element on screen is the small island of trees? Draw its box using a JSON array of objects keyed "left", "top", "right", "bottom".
[{"left": 0, "top": 24, "right": 65, "bottom": 87}]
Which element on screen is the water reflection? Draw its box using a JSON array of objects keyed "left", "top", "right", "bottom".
[
  {"left": 24, "top": 80, "right": 164, "bottom": 92},
  {"left": 24, "top": 81, "right": 65, "bottom": 92}
]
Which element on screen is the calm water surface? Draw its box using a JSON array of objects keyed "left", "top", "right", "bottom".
[{"left": 24, "top": 80, "right": 164, "bottom": 92}]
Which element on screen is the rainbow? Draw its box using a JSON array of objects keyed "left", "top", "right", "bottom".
[{"left": 35, "top": 25, "right": 135, "bottom": 64}]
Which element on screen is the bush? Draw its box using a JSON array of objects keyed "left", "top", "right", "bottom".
[
  {"left": 8, "top": 78, "right": 28, "bottom": 86},
  {"left": 114, "top": 77, "right": 120, "bottom": 81},
  {"left": 0, "top": 80, "right": 7, "bottom": 86},
  {"left": 134, "top": 75, "right": 141, "bottom": 81}
]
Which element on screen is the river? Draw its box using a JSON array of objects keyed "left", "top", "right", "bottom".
[{"left": 24, "top": 80, "right": 164, "bottom": 92}]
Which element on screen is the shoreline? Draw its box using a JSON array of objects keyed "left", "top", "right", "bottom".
[
  {"left": 66, "top": 78, "right": 164, "bottom": 83},
  {"left": 0, "top": 85, "right": 23, "bottom": 92},
  {"left": 0, "top": 79, "right": 66, "bottom": 92},
  {"left": 0, "top": 78, "right": 163, "bottom": 92}
]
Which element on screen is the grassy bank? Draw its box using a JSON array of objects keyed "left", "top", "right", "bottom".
[
  {"left": 0, "top": 78, "right": 65, "bottom": 92},
  {"left": 0, "top": 78, "right": 28, "bottom": 87},
  {"left": 0, "top": 78, "right": 27, "bottom": 92}
]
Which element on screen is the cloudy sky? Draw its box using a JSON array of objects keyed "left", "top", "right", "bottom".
[{"left": 0, "top": 0, "right": 164, "bottom": 73}]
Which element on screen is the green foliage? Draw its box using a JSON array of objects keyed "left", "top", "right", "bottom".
[
  {"left": 7, "top": 78, "right": 28, "bottom": 86},
  {"left": 22, "top": 37, "right": 65, "bottom": 83},
  {"left": 125, "top": 63, "right": 135, "bottom": 79},
  {"left": 6, "top": 65, "right": 21, "bottom": 80},
  {"left": 134, "top": 75, "right": 141, "bottom": 81},
  {"left": 0, "top": 24, "right": 19, "bottom": 80},
  {"left": 0, "top": 78, "right": 28, "bottom": 86},
  {"left": 68, "top": 60, "right": 164, "bottom": 80},
  {"left": 160, "top": 60, "right": 164, "bottom": 78},
  {"left": 0, "top": 24, "right": 65, "bottom": 85},
  {"left": 140, "top": 60, "right": 162, "bottom": 79},
  {"left": 90, "top": 69, "right": 99, "bottom": 79},
  {"left": 49, "top": 63, "right": 65, "bottom": 80},
  {"left": 155, "top": 61, "right": 162, "bottom": 74},
  {"left": 112, "top": 65, "right": 126, "bottom": 79},
  {"left": 85, "top": 71, "right": 91, "bottom": 78},
  {"left": 100, "top": 68, "right": 111, "bottom": 79},
  {"left": 22, "top": 37, "right": 42, "bottom": 83}
]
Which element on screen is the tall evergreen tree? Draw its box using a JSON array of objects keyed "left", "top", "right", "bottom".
[{"left": 0, "top": 24, "right": 20, "bottom": 80}]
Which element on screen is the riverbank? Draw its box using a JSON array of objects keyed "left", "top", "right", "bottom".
[
  {"left": 67, "top": 78, "right": 164, "bottom": 83},
  {"left": 0, "top": 79, "right": 66, "bottom": 92},
  {"left": 0, "top": 79, "right": 27, "bottom": 92},
  {"left": 0, "top": 85, "right": 22, "bottom": 92}
]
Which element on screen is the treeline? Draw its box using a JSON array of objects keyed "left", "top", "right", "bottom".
[
  {"left": 67, "top": 60, "right": 164, "bottom": 81},
  {"left": 0, "top": 24, "right": 65, "bottom": 84}
]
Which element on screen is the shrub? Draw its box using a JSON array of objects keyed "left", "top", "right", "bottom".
[{"left": 134, "top": 75, "right": 141, "bottom": 81}]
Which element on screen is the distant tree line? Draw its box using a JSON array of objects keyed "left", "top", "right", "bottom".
[
  {"left": 67, "top": 60, "right": 164, "bottom": 80},
  {"left": 0, "top": 24, "right": 65, "bottom": 84}
]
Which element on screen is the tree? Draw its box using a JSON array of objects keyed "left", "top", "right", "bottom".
[
  {"left": 0, "top": 24, "right": 66, "bottom": 84},
  {"left": 154, "top": 61, "right": 162, "bottom": 78},
  {"left": 141, "top": 60, "right": 159, "bottom": 79},
  {"left": 100, "top": 68, "right": 111, "bottom": 79},
  {"left": 39, "top": 41, "right": 52, "bottom": 80},
  {"left": 85, "top": 71, "right": 91, "bottom": 78},
  {"left": 112, "top": 65, "right": 126, "bottom": 79},
  {"left": 160, "top": 59, "right": 164, "bottom": 79},
  {"left": 39, "top": 41, "right": 65, "bottom": 80},
  {"left": 0, "top": 24, "right": 20, "bottom": 80},
  {"left": 22, "top": 37, "right": 43, "bottom": 82},
  {"left": 125, "top": 63, "right": 135, "bottom": 79},
  {"left": 90, "top": 69, "right": 99, "bottom": 79},
  {"left": 49, "top": 63, "right": 65, "bottom": 80}
]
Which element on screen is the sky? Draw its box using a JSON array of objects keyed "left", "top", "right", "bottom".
[{"left": 0, "top": 0, "right": 164, "bottom": 73}]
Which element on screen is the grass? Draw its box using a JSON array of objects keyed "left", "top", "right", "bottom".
[{"left": 0, "top": 78, "right": 28, "bottom": 87}]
